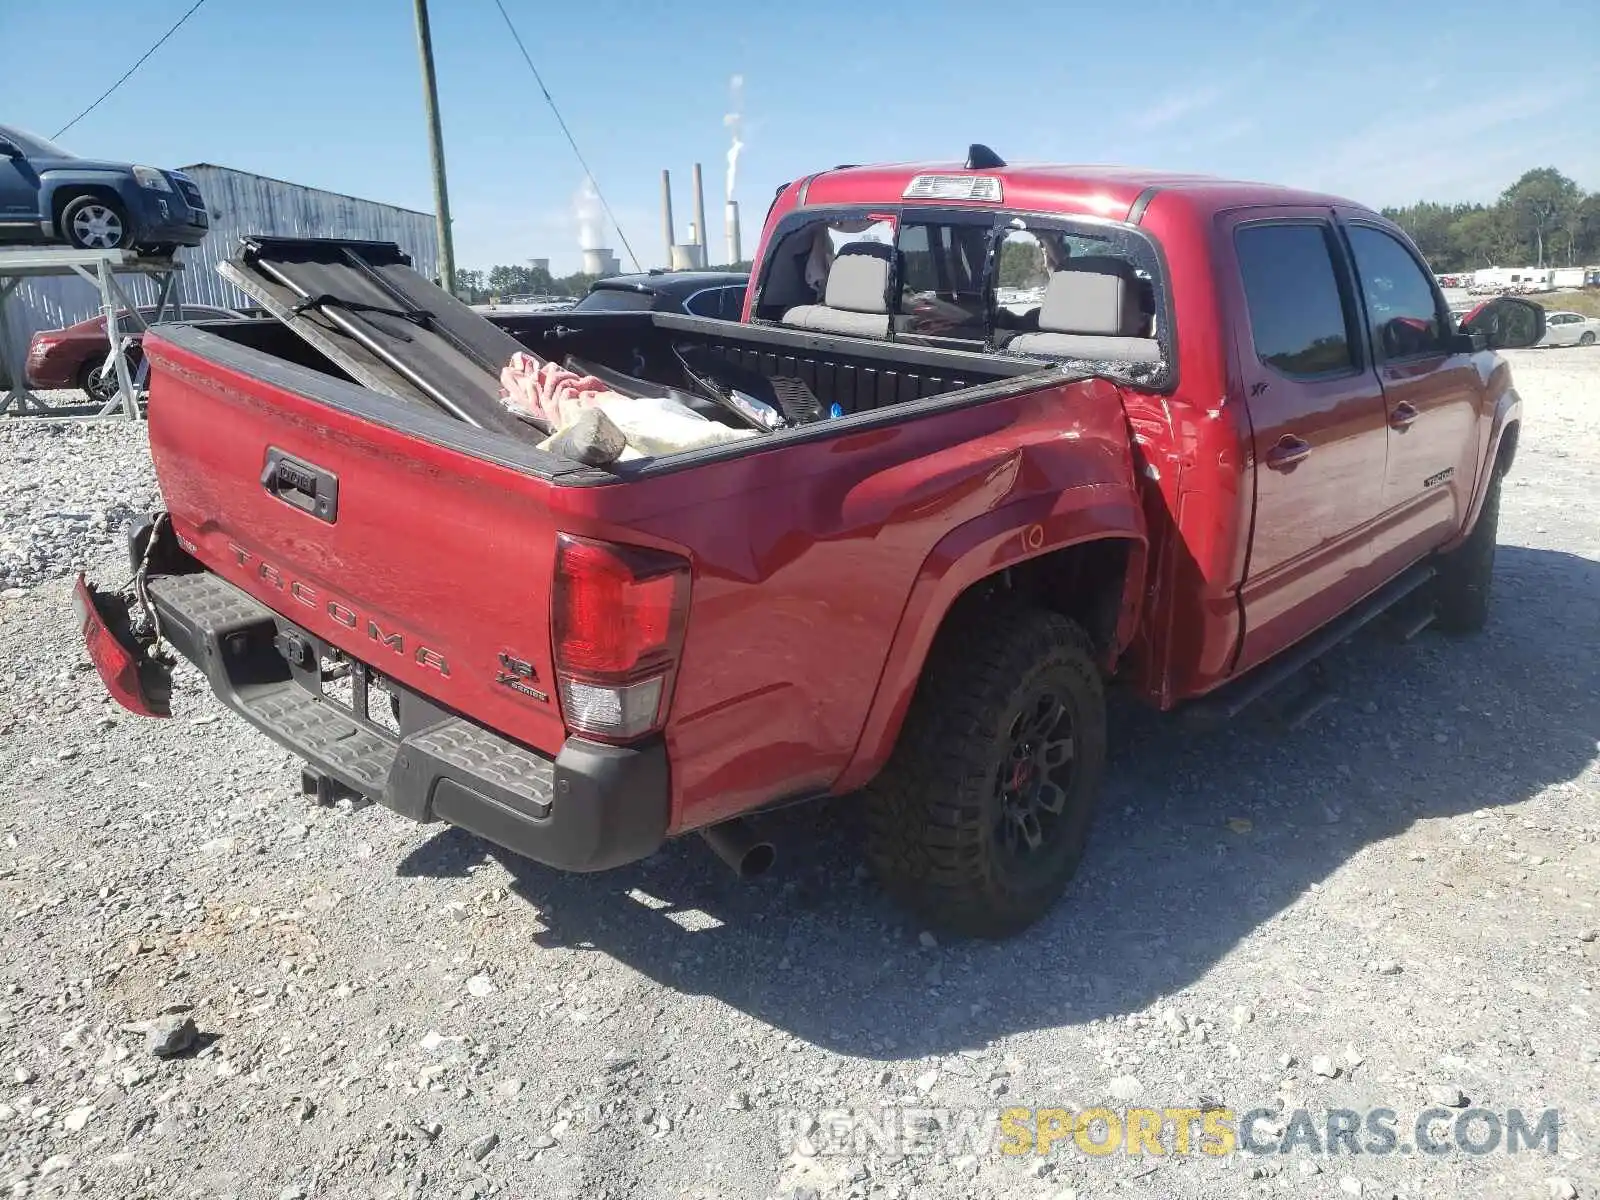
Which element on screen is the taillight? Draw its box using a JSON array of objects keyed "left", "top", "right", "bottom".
[
  {"left": 552, "top": 535, "right": 690, "bottom": 742},
  {"left": 73, "top": 575, "right": 170, "bottom": 718}
]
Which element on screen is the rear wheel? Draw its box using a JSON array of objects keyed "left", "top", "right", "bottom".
[
  {"left": 1434, "top": 469, "right": 1501, "bottom": 634},
  {"left": 862, "top": 605, "right": 1106, "bottom": 939},
  {"left": 1581, "top": 331, "right": 1596, "bottom": 347},
  {"left": 78, "top": 360, "right": 118, "bottom": 405},
  {"left": 61, "top": 195, "right": 131, "bottom": 251}
]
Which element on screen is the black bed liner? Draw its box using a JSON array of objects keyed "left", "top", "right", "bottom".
[{"left": 218, "top": 236, "right": 532, "bottom": 438}]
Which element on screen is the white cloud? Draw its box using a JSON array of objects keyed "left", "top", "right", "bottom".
[
  {"left": 1286, "top": 83, "right": 1595, "bottom": 205},
  {"left": 1130, "top": 84, "right": 1228, "bottom": 131}
]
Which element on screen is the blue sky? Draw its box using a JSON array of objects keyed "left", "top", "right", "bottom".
[{"left": 2, "top": 0, "right": 1595, "bottom": 275}]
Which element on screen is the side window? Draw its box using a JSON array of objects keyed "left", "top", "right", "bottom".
[
  {"left": 683, "top": 289, "right": 720, "bottom": 318},
  {"left": 1235, "top": 223, "right": 1357, "bottom": 377},
  {"left": 720, "top": 286, "right": 746, "bottom": 320},
  {"left": 1347, "top": 226, "right": 1447, "bottom": 360}
]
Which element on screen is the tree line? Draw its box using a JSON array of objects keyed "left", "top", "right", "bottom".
[
  {"left": 451, "top": 260, "right": 755, "bottom": 303},
  {"left": 1384, "top": 168, "right": 1600, "bottom": 272},
  {"left": 450, "top": 264, "right": 593, "bottom": 303}
]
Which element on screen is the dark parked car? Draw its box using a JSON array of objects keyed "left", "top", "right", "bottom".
[
  {"left": 572, "top": 270, "right": 749, "bottom": 319},
  {"left": 27, "top": 304, "right": 242, "bottom": 401},
  {"left": 0, "top": 125, "right": 209, "bottom": 254}
]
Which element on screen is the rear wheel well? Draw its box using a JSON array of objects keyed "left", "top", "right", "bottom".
[
  {"left": 52, "top": 186, "right": 124, "bottom": 238},
  {"left": 941, "top": 538, "right": 1137, "bottom": 664}
]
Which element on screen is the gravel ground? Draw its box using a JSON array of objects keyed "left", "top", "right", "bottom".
[{"left": 1, "top": 354, "right": 1597, "bottom": 1200}]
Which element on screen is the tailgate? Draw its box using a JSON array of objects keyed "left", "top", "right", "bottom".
[{"left": 142, "top": 324, "right": 574, "bottom": 758}]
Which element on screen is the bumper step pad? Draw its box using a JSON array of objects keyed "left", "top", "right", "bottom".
[{"left": 144, "top": 571, "right": 554, "bottom": 815}]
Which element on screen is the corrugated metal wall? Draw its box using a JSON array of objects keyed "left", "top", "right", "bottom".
[{"left": 1, "top": 165, "right": 436, "bottom": 386}]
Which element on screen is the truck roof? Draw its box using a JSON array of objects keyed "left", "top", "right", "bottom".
[{"left": 802, "top": 161, "right": 1376, "bottom": 224}]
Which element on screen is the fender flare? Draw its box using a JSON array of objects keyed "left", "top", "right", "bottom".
[
  {"left": 831, "top": 481, "right": 1146, "bottom": 793},
  {"left": 1442, "top": 388, "right": 1521, "bottom": 554},
  {"left": 40, "top": 172, "right": 138, "bottom": 225}
]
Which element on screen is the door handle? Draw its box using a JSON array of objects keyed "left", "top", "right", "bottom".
[
  {"left": 1389, "top": 401, "right": 1420, "bottom": 430},
  {"left": 1266, "top": 435, "right": 1312, "bottom": 470},
  {"left": 261, "top": 447, "right": 339, "bottom": 523}
]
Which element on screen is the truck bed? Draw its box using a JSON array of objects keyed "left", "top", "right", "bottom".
[
  {"left": 209, "top": 234, "right": 1041, "bottom": 461},
  {"left": 186, "top": 306, "right": 1043, "bottom": 469}
]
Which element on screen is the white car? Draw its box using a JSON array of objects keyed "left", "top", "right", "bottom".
[{"left": 1538, "top": 310, "right": 1600, "bottom": 347}]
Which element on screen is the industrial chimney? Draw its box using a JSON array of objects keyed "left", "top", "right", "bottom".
[
  {"left": 660, "top": 169, "right": 675, "bottom": 268},
  {"left": 691, "top": 162, "right": 709, "bottom": 268},
  {"left": 725, "top": 200, "right": 741, "bottom": 267}
]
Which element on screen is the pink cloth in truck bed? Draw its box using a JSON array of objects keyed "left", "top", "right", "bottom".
[{"left": 499, "top": 351, "right": 623, "bottom": 430}]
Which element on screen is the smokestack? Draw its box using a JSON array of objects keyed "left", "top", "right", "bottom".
[
  {"left": 692, "top": 162, "right": 708, "bottom": 264},
  {"left": 725, "top": 200, "right": 741, "bottom": 267},
  {"left": 660, "top": 169, "right": 675, "bottom": 269}
]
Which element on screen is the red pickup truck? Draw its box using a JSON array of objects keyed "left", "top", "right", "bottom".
[{"left": 76, "top": 149, "right": 1543, "bottom": 938}]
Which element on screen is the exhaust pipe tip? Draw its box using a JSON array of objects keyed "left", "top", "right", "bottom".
[
  {"left": 738, "top": 840, "right": 776, "bottom": 878},
  {"left": 700, "top": 818, "right": 775, "bottom": 879}
]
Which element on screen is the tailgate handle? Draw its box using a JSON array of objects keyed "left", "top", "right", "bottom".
[{"left": 261, "top": 448, "right": 339, "bottom": 523}]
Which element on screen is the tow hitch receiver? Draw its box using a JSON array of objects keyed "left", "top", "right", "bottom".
[{"left": 73, "top": 574, "right": 173, "bottom": 718}]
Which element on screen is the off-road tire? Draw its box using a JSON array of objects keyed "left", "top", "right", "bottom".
[
  {"left": 862, "top": 605, "right": 1106, "bottom": 939},
  {"left": 1434, "top": 468, "right": 1502, "bottom": 634}
]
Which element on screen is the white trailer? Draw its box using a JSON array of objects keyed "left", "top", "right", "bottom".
[{"left": 1552, "top": 267, "right": 1587, "bottom": 290}]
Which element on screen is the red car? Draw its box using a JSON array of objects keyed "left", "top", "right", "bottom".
[{"left": 26, "top": 304, "right": 241, "bottom": 402}]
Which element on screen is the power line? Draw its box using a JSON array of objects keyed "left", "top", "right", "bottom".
[
  {"left": 53, "top": 0, "right": 210, "bottom": 140},
  {"left": 489, "top": 0, "right": 641, "bottom": 271}
]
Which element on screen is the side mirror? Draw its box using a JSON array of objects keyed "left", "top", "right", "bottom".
[
  {"left": 0, "top": 139, "right": 21, "bottom": 159},
  {"left": 1460, "top": 296, "right": 1545, "bottom": 350}
]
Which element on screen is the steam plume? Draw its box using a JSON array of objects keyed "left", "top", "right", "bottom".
[
  {"left": 574, "top": 176, "right": 602, "bottom": 251},
  {"left": 723, "top": 74, "right": 744, "bottom": 201}
]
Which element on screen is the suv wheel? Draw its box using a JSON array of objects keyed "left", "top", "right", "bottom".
[
  {"left": 862, "top": 605, "right": 1106, "bottom": 939},
  {"left": 61, "top": 196, "right": 131, "bottom": 251}
]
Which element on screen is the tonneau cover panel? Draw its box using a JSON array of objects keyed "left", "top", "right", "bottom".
[{"left": 218, "top": 236, "right": 533, "bottom": 438}]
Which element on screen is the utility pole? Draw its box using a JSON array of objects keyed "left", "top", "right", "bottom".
[{"left": 412, "top": 0, "right": 457, "bottom": 295}]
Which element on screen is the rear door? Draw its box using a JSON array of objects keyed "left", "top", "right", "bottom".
[
  {"left": 0, "top": 145, "right": 39, "bottom": 225},
  {"left": 1338, "top": 215, "right": 1486, "bottom": 578},
  {"left": 1221, "top": 210, "right": 1391, "bottom": 671}
]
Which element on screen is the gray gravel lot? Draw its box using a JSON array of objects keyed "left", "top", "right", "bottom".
[{"left": 1, "top": 353, "right": 1597, "bottom": 1200}]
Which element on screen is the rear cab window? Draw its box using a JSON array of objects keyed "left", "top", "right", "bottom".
[
  {"left": 896, "top": 219, "right": 990, "bottom": 339},
  {"left": 752, "top": 205, "right": 1173, "bottom": 387}
]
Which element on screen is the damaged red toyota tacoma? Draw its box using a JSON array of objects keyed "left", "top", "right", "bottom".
[{"left": 76, "top": 147, "right": 1543, "bottom": 937}]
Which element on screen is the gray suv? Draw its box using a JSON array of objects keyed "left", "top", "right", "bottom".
[{"left": 0, "top": 124, "right": 209, "bottom": 255}]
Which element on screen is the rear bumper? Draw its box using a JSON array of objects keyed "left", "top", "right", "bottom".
[
  {"left": 24, "top": 340, "right": 78, "bottom": 389},
  {"left": 97, "top": 522, "right": 669, "bottom": 871}
]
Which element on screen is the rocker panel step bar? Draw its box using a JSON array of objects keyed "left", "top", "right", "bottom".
[{"left": 1184, "top": 563, "right": 1438, "bottom": 728}]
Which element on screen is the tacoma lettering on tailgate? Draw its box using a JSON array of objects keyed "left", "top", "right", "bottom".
[{"left": 227, "top": 543, "right": 451, "bottom": 676}]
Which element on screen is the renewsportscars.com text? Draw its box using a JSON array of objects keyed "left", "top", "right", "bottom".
[{"left": 777, "top": 1105, "right": 1560, "bottom": 1160}]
